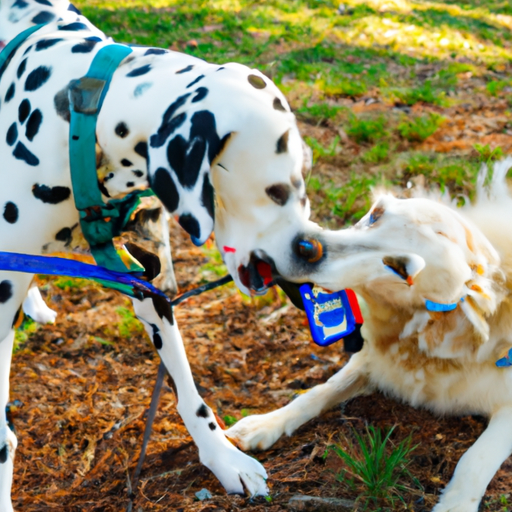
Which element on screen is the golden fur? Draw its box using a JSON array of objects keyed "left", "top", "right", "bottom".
[{"left": 228, "top": 157, "right": 512, "bottom": 512}]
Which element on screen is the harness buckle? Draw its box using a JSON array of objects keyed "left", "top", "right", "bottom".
[{"left": 69, "top": 76, "right": 106, "bottom": 115}]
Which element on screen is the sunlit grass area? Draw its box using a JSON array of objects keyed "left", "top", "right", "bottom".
[{"left": 76, "top": 0, "right": 512, "bottom": 227}]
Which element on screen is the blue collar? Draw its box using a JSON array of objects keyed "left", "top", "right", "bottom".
[{"left": 425, "top": 296, "right": 465, "bottom": 312}]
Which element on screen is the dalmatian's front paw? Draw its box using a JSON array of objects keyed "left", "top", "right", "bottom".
[
  {"left": 22, "top": 287, "right": 57, "bottom": 324},
  {"left": 227, "top": 412, "right": 285, "bottom": 451},
  {"left": 200, "top": 437, "right": 268, "bottom": 496}
]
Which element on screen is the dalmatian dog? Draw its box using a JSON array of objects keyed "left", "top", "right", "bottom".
[{"left": 0, "top": 0, "right": 327, "bottom": 508}]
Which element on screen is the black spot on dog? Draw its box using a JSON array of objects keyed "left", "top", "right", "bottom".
[
  {"left": 127, "top": 65, "right": 151, "bottom": 77},
  {"left": 186, "top": 75, "right": 204, "bottom": 88},
  {"left": 144, "top": 48, "right": 167, "bottom": 56},
  {"left": 68, "top": 3, "right": 81, "bottom": 14},
  {"left": 25, "top": 66, "right": 51, "bottom": 91},
  {"left": 192, "top": 87, "right": 208, "bottom": 103},
  {"left": 0, "top": 280, "right": 13, "bottom": 303},
  {"left": 266, "top": 183, "right": 290, "bottom": 206},
  {"left": 149, "top": 93, "right": 190, "bottom": 148},
  {"left": 167, "top": 135, "right": 205, "bottom": 189},
  {"left": 35, "top": 0, "right": 52, "bottom": 5},
  {"left": 178, "top": 214, "right": 200, "bottom": 239},
  {"left": 97, "top": 179, "right": 110, "bottom": 198},
  {"left": 59, "top": 22, "right": 88, "bottom": 31},
  {"left": 25, "top": 109, "right": 42, "bottom": 141},
  {"left": 150, "top": 168, "right": 179, "bottom": 212},
  {"left": 273, "top": 97, "right": 286, "bottom": 112},
  {"left": 121, "top": 158, "right": 133, "bottom": 167},
  {"left": 176, "top": 65, "right": 194, "bottom": 74},
  {"left": 208, "top": 422, "right": 217, "bottom": 431},
  {"left": 55, "top": 227, "right": 72, "bottom": 243},
  {"left": 115, "top": 122, "right": 129, "bottom": 138},
  {"left": 151, "top": 295, "right": 173, "bottom": 324},
  {"left": 133, "top": 169, "right": 144, "bottom": 177},
  {"left": 216, "top": 66, "right": 225, "bottom": 71},
  {"left": 5, "top": 83, "right": 15, "bottom": 103},
  {"left": 13, "top": 0, "right": 28, "bottom": 7},
  {"left": 71, "top": 40, "right": 98, "bottom": 53},
  {"left": 248, "top": 74, "right": 266, "bottom": 89},
  {"left": 54, "top": 86, "right": 70, "bottom": 122},
  {"left": 17, "top": 59, "right": 27, "bottom": 79},
  {"left": 13, "top": 142, "right": 39, "bottom": 165},
  {"left": 201, "top": 174, "right": 214, "bottom": 219},
  {"left": 32, "top": 184, "right": 71, "bottom": 204},
  {"left": 126, "top": 181, "right": 135, "bottom": 188},
  {"left": 196, "top": 404, "right": 209, "bottom": 418},
  {"left": 0, "top": 445, "right": 8, "bottom": 464},
  {"left": 134, "top": 141, "right": 148, "bottom": 159},
  {"left": 31, "top": 10, "right": 55, "bottom": 24},
  {"left": 6, "top": 123, "right": 18, "bottom": 146},
  {"left": 85, "top": 36, "right": 102, "bottom": 42},
  {"left": 3, "top": 202, "right": 18, "bottom": 224},
  {"left": 125, "top": 243, "right": 161, "bottom": 281},
  {"left": 300, "top": 195, "right": 307, "bottom": 208},
  {"left": 276, "top": 129, "right": 289, "bottom": 154},
  {"left": 153, "top": 331, "right": 163, "bottom": 349},
  {"left": 36, "top": 38, "right": 63, "bottom": 51}
]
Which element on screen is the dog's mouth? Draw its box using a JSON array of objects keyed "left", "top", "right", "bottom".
[
  {"left": 238, "top": 251, "right": 276, "bottom": 295},
  {"left": 237, "top": 249, "right": 310, "bottom": 310}
]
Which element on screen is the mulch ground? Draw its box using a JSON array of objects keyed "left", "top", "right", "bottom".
[{"left": 9, "top": 218, "right": 512, "bottom": 512}]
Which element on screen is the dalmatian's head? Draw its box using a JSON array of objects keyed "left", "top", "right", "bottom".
[{"left": 122, "top": 62, "right": 324, "bottom": 295}]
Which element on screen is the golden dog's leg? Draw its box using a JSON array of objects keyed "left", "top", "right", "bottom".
[
  {"left": 433, "top": 406, "right": 512, "bottom": 512},
  {"left": 227, "top": 351, "right": 371, "bottom": 451}
]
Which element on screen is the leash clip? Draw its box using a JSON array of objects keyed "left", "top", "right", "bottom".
[{"left": 69, "top": 76, "right": 106, "bottom": 115}]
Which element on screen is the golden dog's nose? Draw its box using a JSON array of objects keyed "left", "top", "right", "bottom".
[{"left": 296, "top": 237, "right": 324, "bottom": 263}]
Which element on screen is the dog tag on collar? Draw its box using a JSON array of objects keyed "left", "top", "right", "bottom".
[{"left": 300, "top": 284, "right": 357, "bottom": 347}]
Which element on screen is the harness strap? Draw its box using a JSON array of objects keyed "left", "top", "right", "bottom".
[
  {"left": 0, "top": 24, "right": 46, "bottom": 73},
  {"left": 68, "top": 43, "right": 147, "bottom": 274}
]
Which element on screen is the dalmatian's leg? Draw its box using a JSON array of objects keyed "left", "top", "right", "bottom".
[
  {"left": 0, "top": 272, "right": 33, "bottom": 512},
  {"left": 22, "top": 282, "right": 57, "bottom": 324},
  {"left": 227, "top": 352, "right": 370, "bottom": 451},
  {"left": 132, "top": 296, "right": 268, "bottom": 496}
]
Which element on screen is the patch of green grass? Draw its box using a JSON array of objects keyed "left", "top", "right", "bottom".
[
  {"left": 223, "top": 415, "right": 238, "bottom": 426},
  {"left": 51, "top": 276, "right": 91, "bottom": 291},
  {"left": 325, "top": 425, "right": 420, "bottom": 508},
  {"left": 346, "top": 115, "right": 388, "bottom": 144},
  {"left": 486, "top": 79, "right": 511, "bottom": 97},
  {"left": 115, "top": 306, "right": 144, "bottom": 338},
  {"left": 398, "top": 113, "right": 445, "bottom": 142},
  {"left": 14, "top": 317, "right": 38, "bottom": 352},
  {"left": 297, "top": 101, "right": 346, "bottom": 123},
  {"left": 362, "top": 141, "right": 390, "bottom": 164},
  {"left": 304, "top": 136, "right": 340, "bottom": 163},
  {"left": 318, "top": 76, "right": 368, "bottom": 98},
  {"left": 473, "top": 143, "right": 504, "bottom": 163},
  {"left": 398, "top": 153, "right": 480, "bottom": 199},
  {"left": 391, "top": 81, "right": 447, "bottom": 107}
]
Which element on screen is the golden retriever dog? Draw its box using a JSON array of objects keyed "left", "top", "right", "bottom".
[{"left": 228, "top": 157, "right": 512, "bottom": 512}]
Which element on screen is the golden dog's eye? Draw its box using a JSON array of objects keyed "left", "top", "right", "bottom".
[
  {"left": 297, "top": 238, "right": 323, "bottom": 263},
  {"left": 369, "top": 206, "right": 384, "bottom": 226}
]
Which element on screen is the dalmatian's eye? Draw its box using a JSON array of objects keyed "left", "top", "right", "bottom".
[{"left": 266, "top": 183, "right": 290, "bottom": 206}]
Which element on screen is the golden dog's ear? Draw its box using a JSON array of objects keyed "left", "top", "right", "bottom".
[{"left": 382, "top": 253, "right": 425, "bottom": 285}]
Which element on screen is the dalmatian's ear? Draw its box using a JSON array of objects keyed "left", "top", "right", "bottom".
[{"left": 147, "top": 108, "right": 235, "bottom": 246}]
